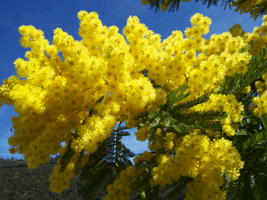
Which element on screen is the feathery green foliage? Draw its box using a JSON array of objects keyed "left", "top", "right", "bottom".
[
  {"left": 214, "top": 36, "right": 267, "bottom": 199},
  {"left": 160, "top": 83, "right": 190, "bottom": 111},
  {"left": 77, "top": 122, "right": 136, "bottom": 200},
  {"left": 146, "top": 0, "right": 235, "bottom": 12},
  {"left": 145, "top": 0, "right": 266, "bottom": 21},
  {"left": 59, "top": 138, "right": 76, "bottom": 173},
  {"left": 215, "top": 45, "right": 267, "bottom": 98},
  {"left": 57, "top": 95, "right": 106, "bottom": 174}
]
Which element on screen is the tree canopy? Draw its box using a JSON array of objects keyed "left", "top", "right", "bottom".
[{"left": 141, "top": 0, "right": 267, "bottom": 21}]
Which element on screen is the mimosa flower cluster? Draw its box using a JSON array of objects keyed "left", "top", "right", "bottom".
[{"left": 1, "top": 10, "right": 267, "bottom": 199}]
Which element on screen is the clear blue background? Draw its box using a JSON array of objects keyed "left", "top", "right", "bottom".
[{"left": 0, "top": 0, "right": 264, "bottom": 164}]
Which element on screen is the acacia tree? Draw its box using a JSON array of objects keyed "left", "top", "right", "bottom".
[{"left": 1, "top": 10, "right": 267, "bottom": 200}]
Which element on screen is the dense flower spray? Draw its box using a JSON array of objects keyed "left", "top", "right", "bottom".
[{"left": 1, "top": 10, "right": 267, "bottom": 200}]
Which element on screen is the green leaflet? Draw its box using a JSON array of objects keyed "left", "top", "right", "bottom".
[
  {"left": 254, "top": 170, "right": 267, "bottom": 199},
  {"left": 242, "top": 128, "right": 267, "bottom": 150},
  {"left": 128, "top": 165, "right": 155, "bottom": 200},
  {"left": 226, "top": 114, "right": 267, "bottom": 199},
  {"left": 149, "top": 117, "right": 161, "bottom": 127},
  {"left": 80, "top": 161, "right": 113, "bottom": 200},
  {"left": 148, "top": 125, "right": 158, "bottom": 146},
  {"left": 174, "top": 110, "right": 227, "bottom": 124},
  {"left": 173, "top": 123, "right": 189, "bottom": 133},
  {"left": 243, "top": 113, "right": 267, "bottom": 150},
  {"left": 117, "top": 130, "right": 131, "bottom": 137},
  {"left": 140, "top": 190, "right": 146, "bottom": 199},
  {"left": 136, "top": 185, "right": 159, "bottom": 200},
  {"left": 58, "top": 95, "right": 106, "bottom": 175},
  {"left": 162, "top": 115, "right": 172, "bottom": 127},
  {"left": 239, "top": 39, "right": 255, "bottom": 54},
  {"left": 236, "top": 128, "right": 249, "bottom": 136},
  {"left": 161, "top": 83, "right": 190, "bottom": 111},
  {"left": 136, "top": 98, "right": 228, "bottom": 145},
  {"left": 193, "top": 118, "right": 224, "bottom": 131},
  {"left": 101, "top": 163, "right": 120, "bottom": 196},
  {"left": 165, "top": 176, "right": 193, "bottom": 200},
  {"left": 260, "top": 113, "right": 267, "bottom": 130},
  {"left": 224, "top": 172, "right": 244, "bottom": 200},
  {"left": 245, "top": 146, "right": 267, "bottom": 166},
  {"left": 113, "top": 159, "right": 129, "bottom": 172},
  {"left": 230, "top": 0, "right": 248, "bottom": 6},
  {"left": 74, "top": 149, "right": 85, "bottom": 176},
  {"left": 95, "top": 95, "right": 105, "bottom": 104},
  {"left": 135, "top": 110, "right": 150, "bottom": 121},
  {"left": 220, "top": 171, "right": 231, "bottom": 189},
  {"left": 168, "top": 93, "right": 210, "bottom": 115},
  {"left": 80, "top": 140, "right": 109, "bottom": 177},
  {"left": 171, "top": 110, "right": 228, "bottom": 132},
  {"left": 136, "top": 110, "right": 161, "bottom": 128},
  {"left": 78, "top": 123, "right": 137, "bottom": 199},
  {"left": 59, "top": 138, "right": 76, "bottom": 173}
]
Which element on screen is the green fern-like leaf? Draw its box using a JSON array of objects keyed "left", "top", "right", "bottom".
[
  {"left": 242, "top": 129, "right": 267, "bottom": 150},
  {"left": 260, "top": 113, "right": 267, "bottom": 130},
  {"left": 81, "top": 161, "right": 113, "bottom": 200},
  {"left": 59, "top": 138, "right": 76, "bottom": 173},
  {"left": 168, "top": 93, "right": 210, "bottom": 115},
  {"left": 78, "top": 123, "right": 137, "bottom": 199},
  {"left": 173, "top": 122, "right": 189, "bottom": 133},
  {"left": 128, "top": 165, "right": 155, "bottom": 199},
  {"left": 137, "top": 110, "right": 162, "bottom": 129},
  {"left": 254, "top": 171, "right": 267, "bottom": 199},
  {"left": 74, "top": 149, "right": 85, "bottom": 176},
  {"left": 172, "top": 110, "right": 227, "bottom": 132},
  {"left": 165, "top": 176, "right": 193, "bottom": 200},
  {"left": 161, "top": 83, "right": 190, "bottom": 110}
]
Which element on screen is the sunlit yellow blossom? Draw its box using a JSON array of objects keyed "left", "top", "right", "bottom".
[{"left": 2, "top": 10, "right": 260, "bottom": 200}]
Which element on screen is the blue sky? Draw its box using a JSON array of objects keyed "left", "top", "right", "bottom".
[{"left": 0, "top": 0, "right": 264, "bottom": 164}]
